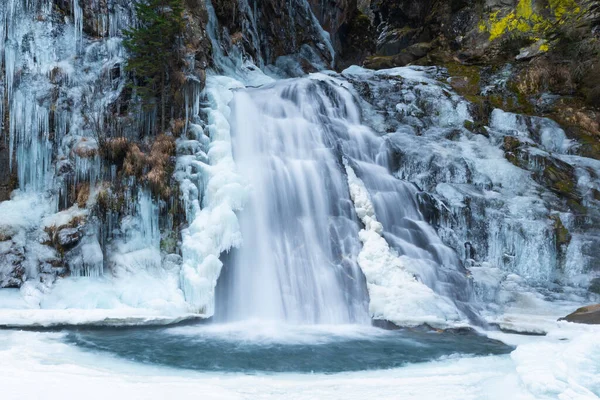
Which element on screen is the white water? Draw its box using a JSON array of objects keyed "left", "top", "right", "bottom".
[
  {"left": 213, "top": 72, "right": 476, "bottom": 327},
  {"left": 217, "top": 78, "right": 369, "bottom": 324}
]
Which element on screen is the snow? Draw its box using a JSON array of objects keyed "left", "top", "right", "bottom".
[
  {"left": 344, "top": 160, "right": 464, "bottom": 327},
  {"left": 0, "top": 192, "right": 54, "bottom": 232},
  {"left": 1, "top": 321, "right": 599, "bottom": 399},
  {"left": 0, "top": 309, "right": 199, "bottom": 328},
  {"left": 0, "top": 273, "right": 197, "bottom": 328},
  {"left": 511, "top": 329, "right": 600, "bottom": 398}
]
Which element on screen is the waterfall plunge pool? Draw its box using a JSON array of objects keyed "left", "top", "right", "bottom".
[{"left": 61, "top": 321, "right": 512, "bottom": 374}]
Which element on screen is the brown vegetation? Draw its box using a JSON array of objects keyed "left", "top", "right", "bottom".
[{"left": 121, "top": 134, "right": 176, "bottom": 198}]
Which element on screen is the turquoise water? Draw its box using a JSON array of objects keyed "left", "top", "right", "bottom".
[{"left": 65, "top": 322, "right": 513, "bottom": 374}]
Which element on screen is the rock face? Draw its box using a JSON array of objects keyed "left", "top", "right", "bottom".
[
  {"left": 307, "top": 0, "right": 376, "bottom": 68},
  {"left": 561, "top": 304, "right": 600, "bottom": 324},
  {"left": 350, "top": 1, "right": 600, "bottom": 281},
  {"left": 209, "top": 0, "right": 334, "bottom": 70},
  {"left": 0, "top": 139, "right": 16, "bottom": 203},
  {"left": 358, "top": 0, "right": 600, "bottom": 115},
  {"left": 208, "top": 0, "right": 374, "bottom": 71}
]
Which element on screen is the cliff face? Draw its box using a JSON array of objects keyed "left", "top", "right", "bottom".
[
  {"left": 0, "top": 0, "right": 364, "bottom": 299},
  {"left": 207, "top": 0, "right": 374, "bottom": 72},
  {"left": 0, "top": 0, "right": 212, "bottom": 290},
  {"left": 209, "top": 0, "right": 333, "bottom": 71},
  {"left": 359, "top": 1, "right": 600, "bottom": 114}
]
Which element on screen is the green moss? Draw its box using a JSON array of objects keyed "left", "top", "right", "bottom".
[
  {"left": 550, "top": 214, "right": 571, "bottom": 250},
  {"left": 487, "top": 90, "right": 535, "bottom": 115},
  {"left": 577, "top": 134, "right": 600, "bottom": 160},
  {"left": 364, "top": 55, "right": 398, "bottom": 70},
  {"left": 505, "top": 78, "right": 536, "bottom": 114},
  {"left": 479, "top": 0, "right": 583, "bottom": 41},
  {"left": 479, "top": 0, "right": 549, "bottom": 41},
  {"left": 549, "top": 0, "right": 581, "bottom": 19},
  {"left": 445, "top": 63, "right": 481, "bottom": 96}
]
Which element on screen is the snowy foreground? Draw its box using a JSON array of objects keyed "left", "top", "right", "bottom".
[{"left": 1, "top": 320, "right": 599, "bottom": 400}]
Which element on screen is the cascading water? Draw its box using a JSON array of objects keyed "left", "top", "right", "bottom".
[
  {"left": 217, "top": 79, "right": 370, "bottom": 324},
  {"left": 215, "top": 72, "right": 472, "bottom": 326}
]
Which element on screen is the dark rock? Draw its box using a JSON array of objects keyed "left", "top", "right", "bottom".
[
  {"left": 364, "top": 42, "right": 432, "bottom": 69},
  {"left": 503, "top": 135, "right": 522, "bottom": 153},
  {"left": 211, "top": 0, "right": 336, "bottom": 68},
  {"left": 560, "top": 304, "right": 600, "bottom": 325},
  {"left": 501, "top": 137, "right": 583, "bottom": 212},
  {"left": 57, "top": 227, "right": 84, "bottom": 249},
  {"left": 372, "top": 319, "right": 401, "bottom": 330},
  {"left": 336, "top": 11, "right": 376, "bottom": 69},
  {"left": 56, "top": 160, "right": 74, "bottom": 176},
  {"left": 0, "top": 241, "right": 26, "bottom": 288},
  {"left": 0, "top": 135, "right": 17, "bottom": 202},
  {"left": 590, "top": 278, "right": 600, "bottom": 295}
]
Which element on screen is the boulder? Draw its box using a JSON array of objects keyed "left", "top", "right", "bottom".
[{"left": 560, "top": 304, "right": 600, "bottom": 325}]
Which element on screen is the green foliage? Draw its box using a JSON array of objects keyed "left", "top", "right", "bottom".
[{"left": 123, "top": 0, "right": 185, "bottom": 132}]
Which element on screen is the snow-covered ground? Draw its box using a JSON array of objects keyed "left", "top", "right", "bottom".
[{"left": 1, "top": 320, "right": 598, "bottom": 400}]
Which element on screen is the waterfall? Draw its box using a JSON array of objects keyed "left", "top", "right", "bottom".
[
  {"left": 214, "top": 73, "right": 470, "bottom": 326},
  {"left": 216, "top": 78, "right": 369, "bottom": 324}
]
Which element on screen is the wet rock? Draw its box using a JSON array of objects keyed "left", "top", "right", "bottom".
[
  {"left": 57, "top": 227, "right": 84, "bottom": 250},
  {"left": 0, "top": 138, "right": 17, "bottom": 202},
  {"left": 211, "top": 0, "right": 336, "bottom": 68},
  {"left": 308, "top": 0, "right": 355, "bottom": 48},
  {"left": 364, "top": 42, "right": 432, "bottom": 69},
  {"left": 336, "top": 11, "right": 376, "bottom": 69},
  {"left": 589, "top": 278, "right": 600, "bottom": 295},
  {"left": 516, "top": 39, "right": 549, "bottom": 61},
  {"left": 377, "top": 27, "right": 427, "bottom": 56},
  {"left": 560, "top": 304, "right": 600, "bottom": 325},
  {"left": 540, "top": 159, "right": 582, "bottom": 207},
  {"left": 0, "top": 241, "right": 26, "bottom": 288}
]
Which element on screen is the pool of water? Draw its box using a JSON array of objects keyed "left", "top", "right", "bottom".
[{"left": 64, "top": 321, "right": 513, "bottom": 374}]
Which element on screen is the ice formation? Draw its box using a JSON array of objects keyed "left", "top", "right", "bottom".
[
  {"left": 0, "top": 0, "right": 190, "bottom": 324},
  {"left": 0, "top": 0, "right": 598, "bottom": 329},
  {"left": 344, "top": 160, "right": 463, "bottom": 327},
  {"left": 178, "top": 76, "right": 249, "bottom": 316}
]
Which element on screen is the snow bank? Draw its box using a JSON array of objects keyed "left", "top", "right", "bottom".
[
  {"left": 4, "top": 325, "right": 599, "bottom": 400},
  {"left": 0, "top": 192, "right": 55, "bottom": 236},
  {"left": 0, "top": 309, "right": 199, "bottom": 328},
  {"left": 511, "top": 327, "right": 600, "bottom": 399}
]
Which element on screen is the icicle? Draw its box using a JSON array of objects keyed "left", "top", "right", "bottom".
[
  {"left": 301, "top": 0, "right": 335, "bottom": 67},
  {"left": 72, "top": 0, "right": 84, "bottom": 51}
]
